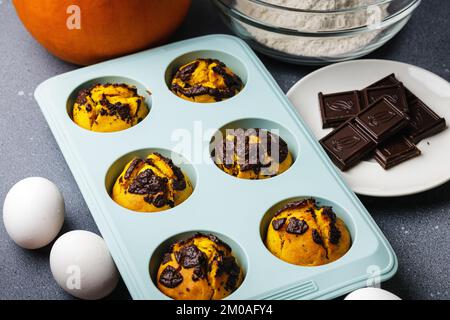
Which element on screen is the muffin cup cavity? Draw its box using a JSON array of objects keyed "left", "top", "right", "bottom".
[
  {"left": 149, "top": 231, "right": 248, "bottom": 300},
  {"left": 260, "top": 197, "right": 355, "bottom": 267},
  {"left": 67, "top": 76, "right": 152, "bottom": 132},
  {"left": 209, "top": 118, "right": 299, "bottom": 179},
  {"left": 165, "top": 50, "right": 248, "bottom": 103},
  {"left": 105, "top": 148, "right": 197, "bottom": 213}
]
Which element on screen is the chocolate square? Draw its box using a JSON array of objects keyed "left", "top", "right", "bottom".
[
  {"left": 320, "top": 121, "right": 376, "bottom": 171},
  {"left": 367, "top": 73, "right": 400, "bottom": 88},
  {"left": 374, "top": 136, "right": 421, "bottom": 170},
  {"left": 319, "top": 91, "right": 362, "bottom": 129},
  {"left": 406, "top": 98, "right": 447, "bottom": 143},
  {"left": 355, "top": 98, "right": 409, "bottom": 143},
  {"left": 362, "top": 83, "right": 409, "bottom": 114}
]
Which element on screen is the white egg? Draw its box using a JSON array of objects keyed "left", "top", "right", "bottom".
[
  {"left": 345, "top": 287, "right": 401, "bottom": 300},
  {"left": 3, "top": 177, "right": 65, "bottom": 249},
  {"left": 50, "top": 230, "right": 119, "bottom": 300}
]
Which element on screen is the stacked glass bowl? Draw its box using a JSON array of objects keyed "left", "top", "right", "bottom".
[{"left": 214, "top": 0, "right": 421, "bottom": 65}]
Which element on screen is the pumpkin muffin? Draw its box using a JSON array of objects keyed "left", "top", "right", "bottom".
[
  {"left": 112, "top": 153, "right": 193, "bottom": 212},
  {"left": 211, "top": 128, "right": 293, "bottom": 179},
  {"left": 266, "top": 199, "right": 351, "bottom": 266},
  {"left": 171, "top": 58, "right": 244, "bottom": 103},
  {"left": 72, "top": 83, "right": 149, "bottom": 132},
  {"left": 157, "top": 233, "right": 243, "bottom": 300}
]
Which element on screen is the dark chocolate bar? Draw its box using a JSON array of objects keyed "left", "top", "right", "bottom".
[
  {"left": 354, "top": 98, "right": 409, "bottom": 143},
  {"left": 362, "top": 83, "right": 409, "bottom": 114},
  {"left": 321, "top": 119, "right": 376, "bottom": 171},
  {"left": 319, "top": 91, "right": 363, "bottom": 129},
  {"left": 320, "top": 98, "right": 410, "bottom": 171},
  {"left": 374, "top": 136, "right": 421, "bottom": 170},
  {"left": 406, "top": 98, "right": 447, "bottom": 143},
  {"left": 367, "top": 73, "right": 399, "bottom": 88},
  {"left": 319, "top": 73, "right": 446, "bottom": 170}
]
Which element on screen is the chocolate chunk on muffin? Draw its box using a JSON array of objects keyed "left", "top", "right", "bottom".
[
  {"left": 266, "top": 199, "right": 351, "bottom": 266},
  {"left": 73, "top": 83, "right": 149, "bottom": 132},
  {"left": 171, "top": 58, "right": 243, "bottom": 103},
  {"left": 156, "top": 233, "right": 243, "bottom": 300},
  {"left": 112, "top": 153, "right": 193, "bottom": 212},
  {"left": 212, "top": 128, "right": 293, "bottom": 179}
]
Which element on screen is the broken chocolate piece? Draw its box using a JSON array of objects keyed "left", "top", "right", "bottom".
[
  {"left": 374, "top": 136, "right": 421, "bottom": 169},
  {"left": 217, "top": 256, "right": 241, "bottom": 292},
  {"left": 312, "top": 229, "right": 323, "bottom": 245},
  {"left": 286, "top": 217, "right": 309, "bottom": 235},
  {"left": 329, "top": 225, "right": 341, "bottom": 245},
  {"left": 159, "top": 265, "right": 183, "bottom": 288},
  {"left": 192, "top": 265, "right": 205, "bottom": 281},
  {"left": 124, "top": 158, "right": 143, "bottom": 180},
  {"left": 177, "top": 61, "right": 199, "bottom": 82},
  {"left": 322, "top": 206, "right": 337, "bottom": 223},
  {"left": 271, "top": 218, "right": 286, "bottom": 231},
  {"left": 128, "top": 170, "right": 168, "bottom": 196},
  {"left": 161, "top": 253, "right": 172, "bottom": 265},
  {"left": 177, "top": 245, "right": 206, "bottom": 269}
]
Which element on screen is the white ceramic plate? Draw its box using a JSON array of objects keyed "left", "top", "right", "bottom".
[{"left": 287, "top": 59, "right": 450, "bottom": 197}]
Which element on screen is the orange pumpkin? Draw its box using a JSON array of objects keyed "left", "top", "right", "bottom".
[{"left": 13, "top": 0, "right": 191, "bottom": 65}]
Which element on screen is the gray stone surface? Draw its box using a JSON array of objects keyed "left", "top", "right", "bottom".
[{"left": 0, "top": 0, "right": 449, "bottom": 300}]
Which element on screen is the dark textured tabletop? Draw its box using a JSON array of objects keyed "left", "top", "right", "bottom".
[{"left": 0, "top": 0, "right": 449, "bottom": 300}]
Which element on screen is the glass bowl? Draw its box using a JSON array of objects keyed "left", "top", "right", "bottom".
[{"left": 214, "top": 0, "right": 421, "bottom": 65}]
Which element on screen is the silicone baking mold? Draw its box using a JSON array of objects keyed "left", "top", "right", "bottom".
[{"left": 35, "top": 35, "right": 397, "bottom": 300}]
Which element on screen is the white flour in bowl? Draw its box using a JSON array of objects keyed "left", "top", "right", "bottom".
[
  {"left": 232, "top": 0, "right": 389, "bottom": 57},
  {"left": 256, "top": 0, "right": 380, "bottom": 11}
]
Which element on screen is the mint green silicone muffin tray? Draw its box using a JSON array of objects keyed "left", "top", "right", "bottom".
[{"left": 34, "top": 35, "right": 397, "bottom": 300}]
